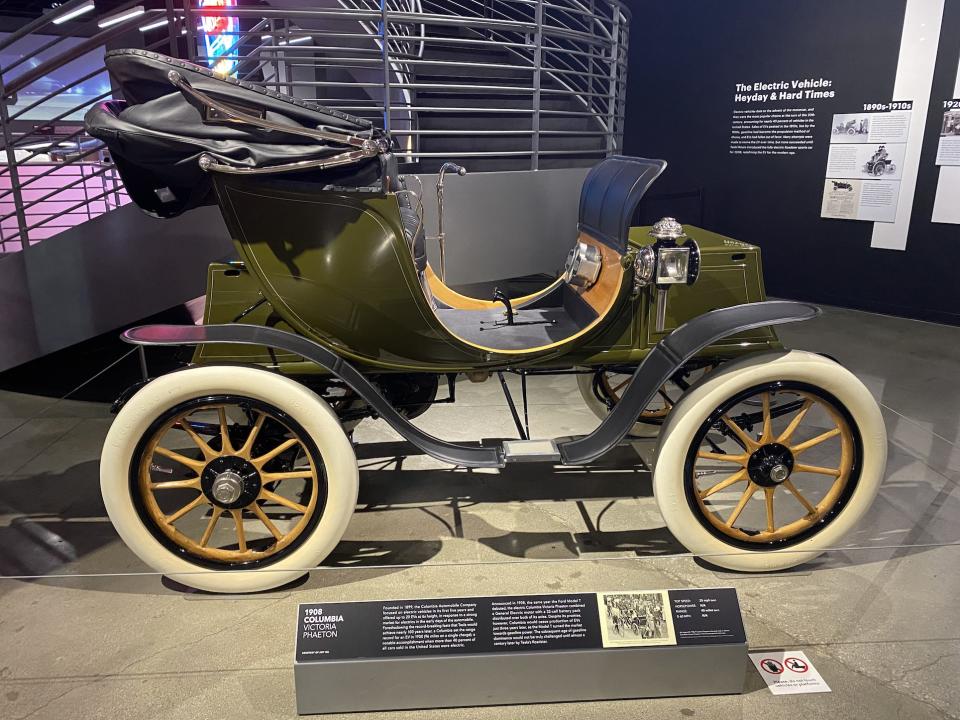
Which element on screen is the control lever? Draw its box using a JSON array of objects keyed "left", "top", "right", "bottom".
[
  {"left": 492, "top": 287, "right": 515, "bottom": 326},
  {"left": 432, "top": 162, "right": 467, "bottom": 282}
]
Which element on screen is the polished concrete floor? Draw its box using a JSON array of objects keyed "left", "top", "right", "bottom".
[{"left": 0, "top": 304, "right": 959, "bottom": 719}]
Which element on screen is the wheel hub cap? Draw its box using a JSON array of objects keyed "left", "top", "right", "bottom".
[
  {"left": 201, "top": 456, "right": 262, "bottom": 509},
  {"left": 769, "top": 463, "right": 790, "bottom": 483},
  {"left": 747, "top": 442, "right": 794, "bottom": 487},
  {"left": 211, "top": 472, "right": 243, "bottom": 504}
]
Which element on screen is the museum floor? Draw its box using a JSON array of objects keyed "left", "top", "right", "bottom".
[{"left": 0, "top": 304, "right": 958, "bottom": 720}]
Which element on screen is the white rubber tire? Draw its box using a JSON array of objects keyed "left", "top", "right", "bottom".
[
  {"left": 100, "top": 365, "right": 358, "bottom": 593},
  {"left": 576, "top": 370, "right": 660, "bottom": 438},
  {"left": 652, "top": 350, "right": 886, "bottom": 572}
]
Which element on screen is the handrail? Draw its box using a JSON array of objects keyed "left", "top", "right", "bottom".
[
  {"left": 0, "top": 0, "right": 628, "bottom": 255},
  {"left": 2, "top": 1, "right": 155, "bottom": 99}
]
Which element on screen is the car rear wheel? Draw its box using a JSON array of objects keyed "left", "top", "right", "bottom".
[
  {"left": 577, "top": 365, "right": 716, "bottom": 438},
  {"left": 652, "top": 351, "right": 885, "bottom": 572},
  {"left": 100, "top": 365, "right": 358, "bottom": 593}
]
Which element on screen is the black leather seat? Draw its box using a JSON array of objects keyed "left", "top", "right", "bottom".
[
  {"left": 394, "top": 174, "right": 427, "bottom": 274},
  {"left": 578, "top": 155, "right": 667, "bottom": 254}
]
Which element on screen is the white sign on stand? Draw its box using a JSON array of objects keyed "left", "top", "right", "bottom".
[{"left": 749, "top": 650, "right": 831, "bottom": 695}]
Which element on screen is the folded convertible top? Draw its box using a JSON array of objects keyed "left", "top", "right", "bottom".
[{"left": 86, "top": 49, "right": 391, "bottom": 218}]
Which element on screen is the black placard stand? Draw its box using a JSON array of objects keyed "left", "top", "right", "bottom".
[{"left": 294, "top": 588, "right": 747, "bottom": 714}]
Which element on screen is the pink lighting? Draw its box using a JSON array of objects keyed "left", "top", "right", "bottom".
[{"left": 0, "top": 162, "right": 130, "bottom": 253}]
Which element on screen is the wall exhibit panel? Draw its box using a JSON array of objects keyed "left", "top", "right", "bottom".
[
  {"left": 870, "top": 0, "right": 946, "bottom": 249},
  {"left": 931, "top": 52, "right": 960, "bottom": 223}
]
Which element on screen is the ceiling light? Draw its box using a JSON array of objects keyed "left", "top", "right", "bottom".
[
  {"left": 51, "top": 1, "right": 96, "bottom": 25},
  {"left": 138, "top": 17, "right": 169, "bottom": 32},
  {"left": 97, "top": 5, "right": 144, "bottom": 28}
]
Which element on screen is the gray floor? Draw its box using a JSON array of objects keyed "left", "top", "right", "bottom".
[{"left": 1, "top": 304, "right": 959, "bottom": 719}]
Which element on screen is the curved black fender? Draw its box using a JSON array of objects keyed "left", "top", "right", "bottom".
[
  {"left": 122, "top": 300, "right": 818, "bottom": 469},
  {"left": 556, "top": 300, "right": 820, "bottom": 464},
  {"left": 122, "top": 323, "right": 505, "bottom": 467}
]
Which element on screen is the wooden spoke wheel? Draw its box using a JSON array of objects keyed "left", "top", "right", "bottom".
[
  {"left": 100, "top": 366, "right": 358, "bottom": 593},
  {"left": 687, "top": 385, "right": 857, "bottom": 546},
  {"left": 601, "top": 371, "right": 674, "bottom": 420},
  {"left": 136, "top": 398, "right": 324, "bottom": 567},
  {"left": 578, "top": 364, "right": 717, "bottom": 437},
  {"left": 652, "top": 351, "right": 886, "bottom": 572}
]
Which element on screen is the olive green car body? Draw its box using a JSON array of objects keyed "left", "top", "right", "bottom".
[{"left": 193, "top": 178, "right": 778, "bottom": 373}]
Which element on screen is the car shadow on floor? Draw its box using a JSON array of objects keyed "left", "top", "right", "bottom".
[{"left": 0, "top": 437, "right": 945, "bottom": 596}]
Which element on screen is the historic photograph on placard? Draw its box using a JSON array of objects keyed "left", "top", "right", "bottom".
[
  {"left": 821, "top": 178, "right": 862, "bottom": 220},
  {"left": 830, "top": 113, "right": 871, "bottom": 142},
  {"left": 941, "top": 109, "right": 960, "bottom": 136},
  {"left": 597, "top": 591, "right": 676, "bottom": 647},
  {"left": 936, "top": 109, "right": 960, "bottom": 166}
]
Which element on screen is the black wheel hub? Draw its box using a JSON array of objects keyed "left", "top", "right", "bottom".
[
  {"left": 201, "top": 456, "right": 261, "bottom": 509},
  {"left": 747, "top": 443, "right": 794, "bottom": 487}
]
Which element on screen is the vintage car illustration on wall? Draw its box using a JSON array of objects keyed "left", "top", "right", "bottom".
[
  {"left": 86, "top": 50, "right": 888, "bottom": 593},
  {"left": 831, "top": 181, "right": 854, "bottom": 191}
]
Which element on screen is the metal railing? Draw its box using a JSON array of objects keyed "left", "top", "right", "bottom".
[
  {"left": 0, "top": 0, "right": 178, "bottom": 254},
  {"left": 0, "top": 0, "right": 629, "bottom": 255}
]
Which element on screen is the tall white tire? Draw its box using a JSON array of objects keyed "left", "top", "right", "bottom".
[
  {"left": 100, "top": 365, "right": 358, "bottom": 593},
  {"left": 652, "top": 350, "right": 886, "bottom": 572}
]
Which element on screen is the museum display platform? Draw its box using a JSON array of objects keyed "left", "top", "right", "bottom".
[{"left": 0, "top": 305, "right": 958, "bottom": 719}]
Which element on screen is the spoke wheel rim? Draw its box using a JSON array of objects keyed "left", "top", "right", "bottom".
[
  {"left": 598, "top": 364, "right": 717, "bottom": 422},
  {"left": 599, "top": 372, "right": 672, "bottom": 420},
  {"left": 683, "top": 382, "right": 862, "bottom": 550},
  {"left": 130, "top": 395, "right": 327, "bottom": 569}
]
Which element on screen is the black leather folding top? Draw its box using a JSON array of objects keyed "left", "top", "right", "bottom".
[
  {"left": 578, "top": 155, "right": 667, "bottom": 254},
  {"left": 103, "top": 49, "right": 371, "bottom": 130},
  {"left": 85, "top": 50, "right": 389, "bottom": 218}
]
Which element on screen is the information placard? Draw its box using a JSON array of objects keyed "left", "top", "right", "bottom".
[
  {"left": 294, "top": 588, "right": 748, "bottom": 713},
  {"left": 822, "top": 103, "right": 912, "bottom": 223},
  {"left": 296, "top": 589, "right": 746, "bottom": 663},
  {"left": 936, "top": 100, "right": 960, "bottom": 166}
]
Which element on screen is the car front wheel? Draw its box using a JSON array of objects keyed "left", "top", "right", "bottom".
[{"left": 652, "top": 350, "right": 886, "bottom": 572}]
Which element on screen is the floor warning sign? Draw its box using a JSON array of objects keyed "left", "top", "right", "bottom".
[{"left": 749, "top": 650, "right": 830, "bottom": 695}]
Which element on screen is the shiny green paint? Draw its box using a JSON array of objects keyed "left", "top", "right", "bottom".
[{"left": 195, "top": 179, "right": 778, "bottom": 373}]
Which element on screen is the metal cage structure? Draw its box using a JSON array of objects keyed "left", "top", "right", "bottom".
[{"left": 0, "top": 0, "right": 630, "bottom": 254}]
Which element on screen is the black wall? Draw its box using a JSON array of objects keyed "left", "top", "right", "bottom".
[{"left": 625, "top": 0, "right": 960, "bottom": 324}]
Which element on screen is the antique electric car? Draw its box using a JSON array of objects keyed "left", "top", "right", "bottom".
[{"left": 87, "top": 50, "right": 887, "bottom": 593}]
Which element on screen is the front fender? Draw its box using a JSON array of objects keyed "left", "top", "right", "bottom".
[{"left": 556, "top": 300, "right": 820, "bottom": 465}]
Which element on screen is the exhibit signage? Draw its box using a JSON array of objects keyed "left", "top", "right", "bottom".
[
  {"left": 749, "top": 650, "right": 831, "bottom": 695},
  {"left": 295, "top": 589, "right": 745, "bottom": 661},
  {"left": 728, "top": 77, "right": 836, "bottom": 158},
  {"left": 821, "top": 101, "right": 913, "bottom": 223},
  {"left": 935, "top": 99, "right": 960, "bottom": 167},
  {"left": 294, "top": 589, "right": 748, "bottom": 713}
]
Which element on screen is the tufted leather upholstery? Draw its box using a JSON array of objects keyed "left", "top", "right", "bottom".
[
  {"left": 395, "top": 175, "right": 427, "bottom": 274},
  {"left": 577, "top": 155, "right": 667, "bottom": 254}
]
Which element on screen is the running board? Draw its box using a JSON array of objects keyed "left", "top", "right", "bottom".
[{"left": 502, "top": 439, "right": 561, "bottom": 463}]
